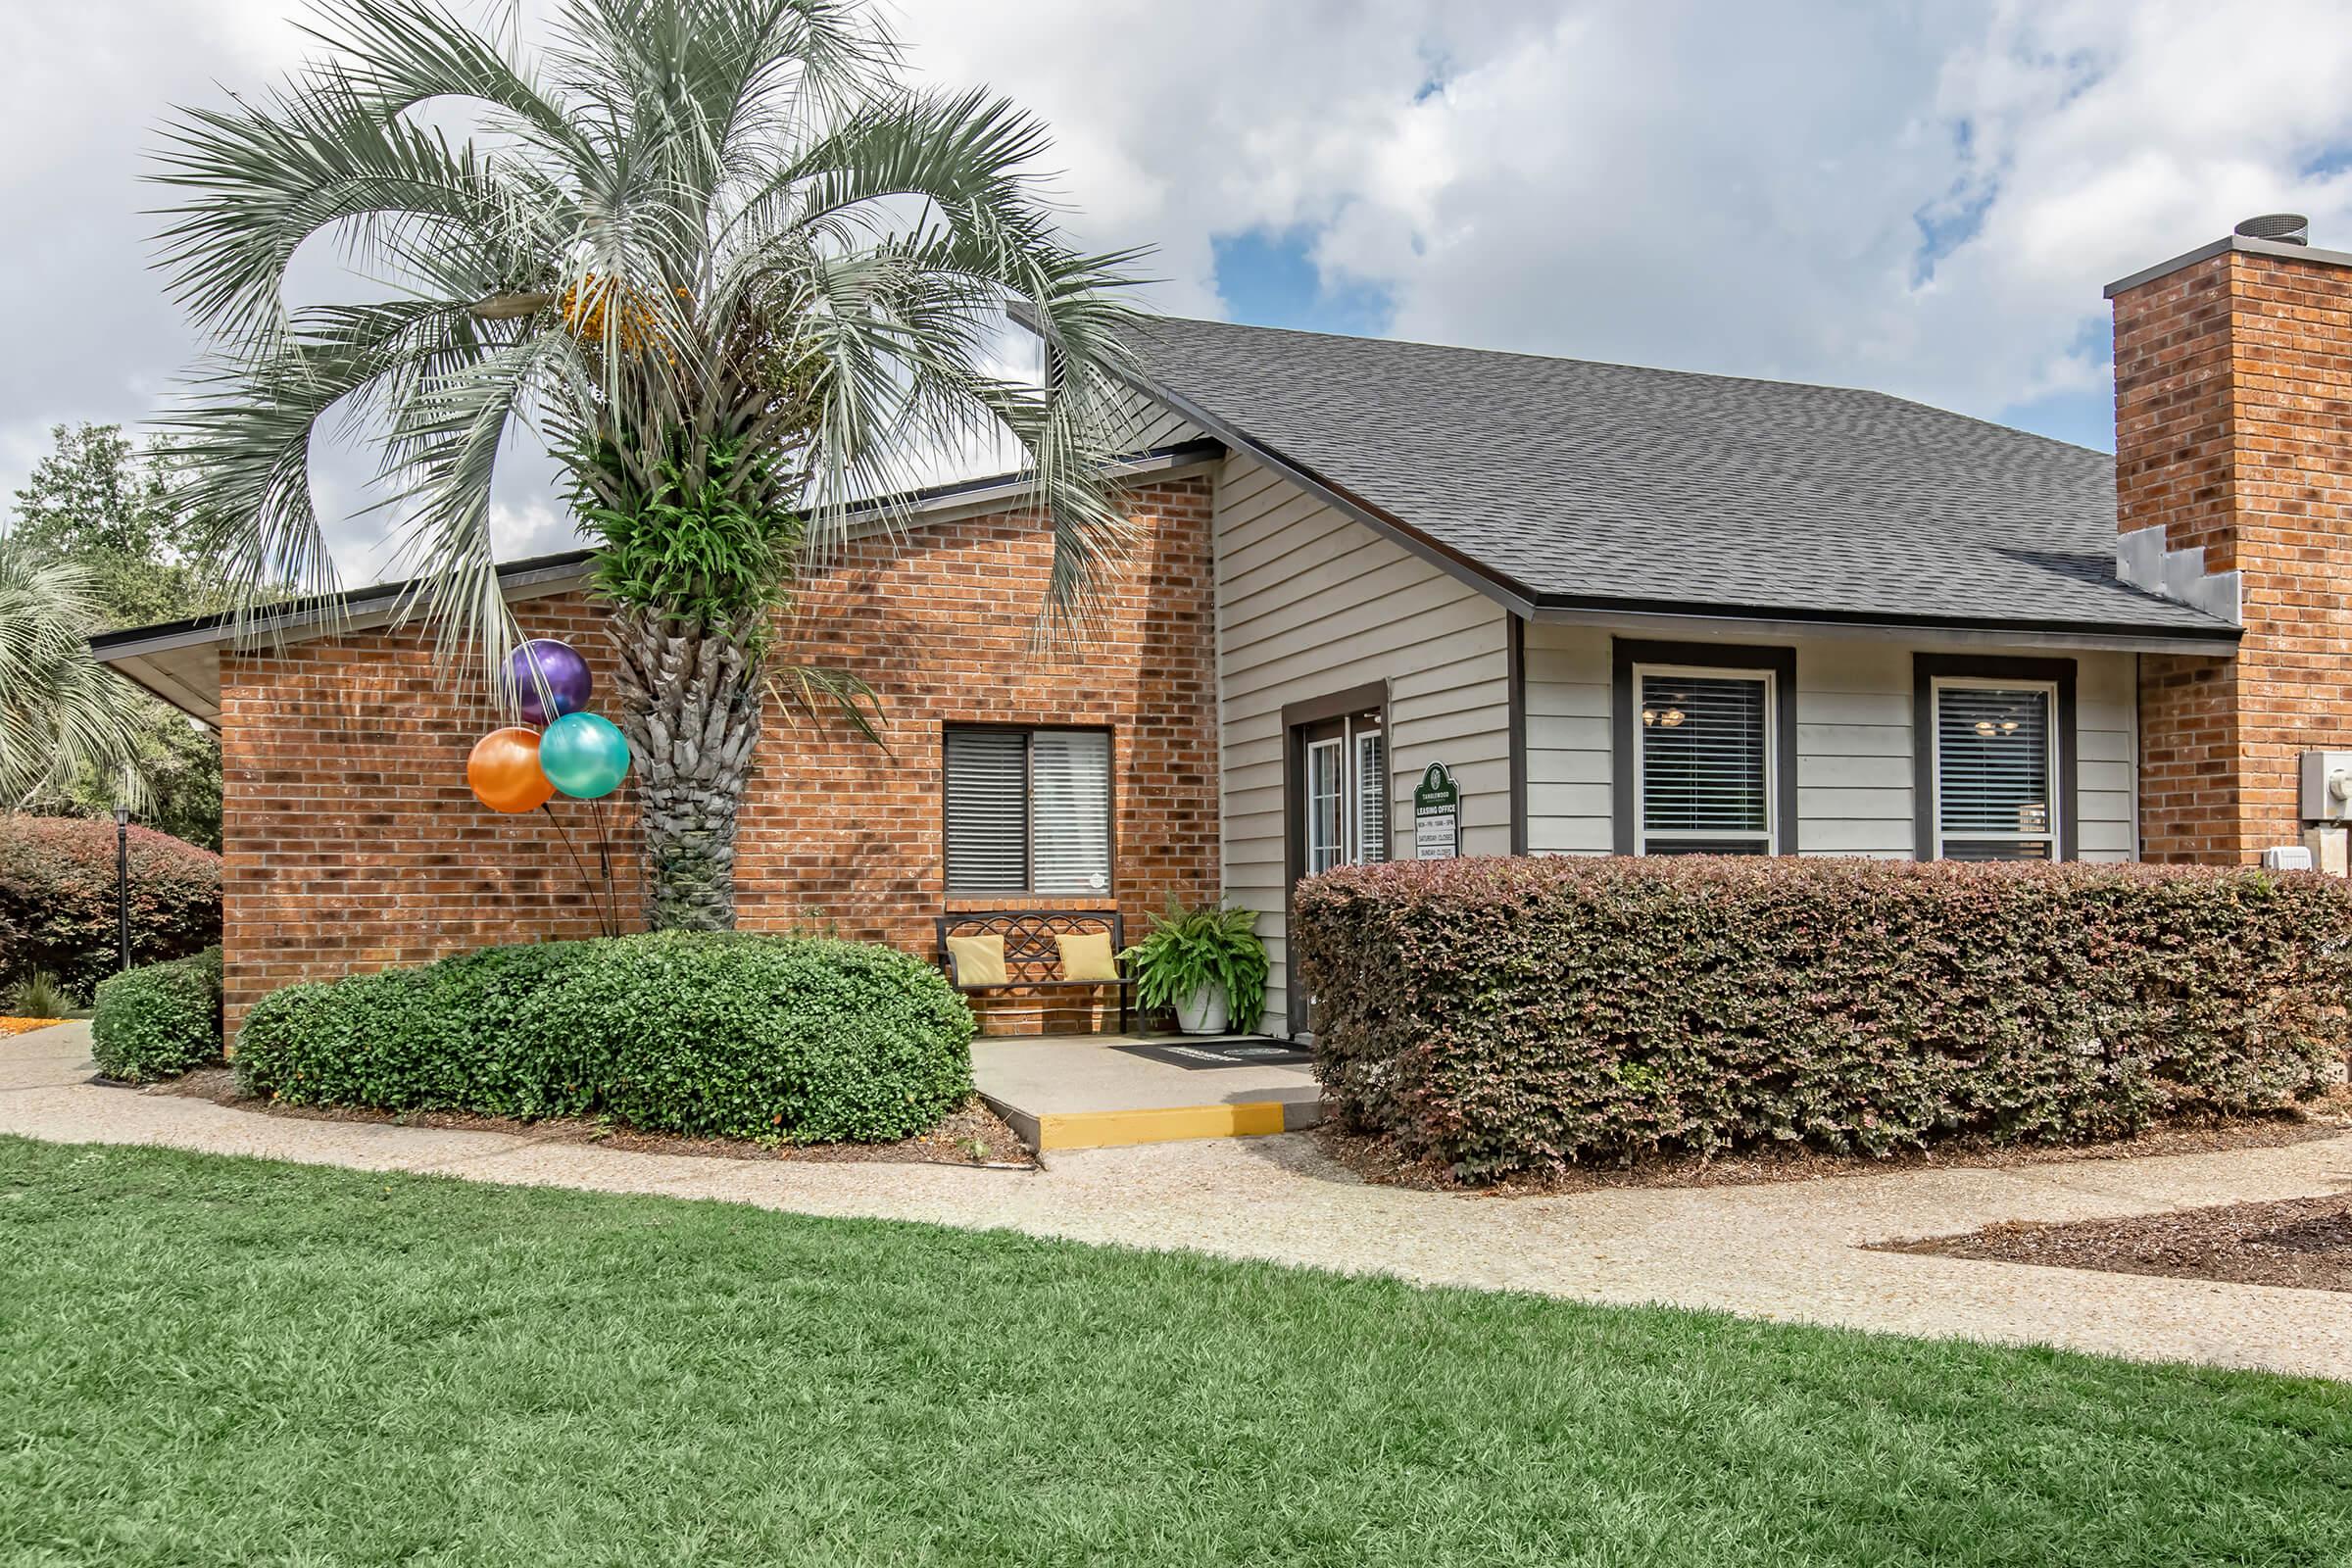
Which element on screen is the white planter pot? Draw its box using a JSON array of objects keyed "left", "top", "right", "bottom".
[{"left": 1173, "top": 983, "right": 1230, "bottom": 1036}]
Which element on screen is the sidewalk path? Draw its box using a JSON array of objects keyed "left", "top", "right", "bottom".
[{"left": 7, "top": 1021, "right": 2348, "bottom": 1380}]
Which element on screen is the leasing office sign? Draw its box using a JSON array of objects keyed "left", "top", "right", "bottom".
[{"left": 1413, "top": 760, "right": 1461, "bottom": 859}]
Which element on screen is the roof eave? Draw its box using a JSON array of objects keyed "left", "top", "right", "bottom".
[
  {"left": 1528, "top": 594, "right": 2241, "bottom": 655},
  {"left": 90, "top": 443, "right": 1230, "bottom": 724},
  {"left": 89, "top": 441, "right": 1227, "bottom": 669}
]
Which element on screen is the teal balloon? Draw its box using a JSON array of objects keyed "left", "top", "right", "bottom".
[{"left": 538, "top": 711, "right": 630, "bottom": 799}]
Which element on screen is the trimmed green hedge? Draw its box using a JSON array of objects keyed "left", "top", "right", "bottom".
[
  {"left": 233, "top": 932, "right": 976, "bottom": 1144},
  {"left": 1293, "top": 857, "right": 2352, "bottom": 1181},
  {"left": 91, "top": 947, "right": 223, "bottom": 1083}
]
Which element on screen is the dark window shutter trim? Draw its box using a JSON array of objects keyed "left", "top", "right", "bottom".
[
  {"left": 1912, "top": 654, "right": 2078, "bottom": 862},
  {"left": 1611, "top": 638, "right": 1798, "bottom": 856}
]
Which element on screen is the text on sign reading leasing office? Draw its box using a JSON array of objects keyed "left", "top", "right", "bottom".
[{"left": 1414, "top": 761, "right": 1460, "bottom": 860}]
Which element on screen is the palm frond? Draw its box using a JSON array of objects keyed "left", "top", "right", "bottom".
[
  {"left": 761, "top": 217, "right": 1148, "bottom": 630},
  {"left": 378, "top": 332, "right": 592, "bottom": 695},
  {"left": 155, "top": 0, "right": 1147, "bottom": 706},
  {"left": 0, "top": 546, "right": 149, "bottom": 807},
  {"left": 766, "top": 661, "right": 886, "bottom": 750},
  {"left": 296, "top": 0, "right": 603, "bottom": 173},
  {"left": 151, "top": 74, "right": 528, "bottom": 347},
  {"left": 164, "top": 295, "right": 536, "bottom": 634}
]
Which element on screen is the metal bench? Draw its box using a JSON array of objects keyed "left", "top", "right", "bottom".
[{"left": 935, "top": 909, "right": 1135, "bottom": 1033}]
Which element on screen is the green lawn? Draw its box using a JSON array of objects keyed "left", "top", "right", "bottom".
[{"left": 3, "top": 1137, "right": 2347, "bottom": 1567}]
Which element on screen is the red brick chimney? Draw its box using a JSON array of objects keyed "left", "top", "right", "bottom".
[{"left": 2110, "top": 216, "right": 2352, "bottom": 863}]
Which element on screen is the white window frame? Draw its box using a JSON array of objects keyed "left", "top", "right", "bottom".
[
  {"left": 1300, "top": 715, "right": 1388, "bottom": 873},
  {"left": 1632, "top": 662, "right": 1777, "bottom": 857},
  {"left": 1305, "top": 734, "right": 1346, "bottom": 875},
  {"left": 943, "top": 724, "right": 1114, "bottom": 896},
  {"left": 1929, "top": 676, "right": 2060, "bottom": 861}
]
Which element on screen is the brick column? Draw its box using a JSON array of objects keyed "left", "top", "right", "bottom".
[{"left": 2112, "top": 240, "right": 2352, "bottom": 861}]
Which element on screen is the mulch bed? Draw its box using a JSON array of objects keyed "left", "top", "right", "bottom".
[
  {"left": 149, "top": 1066, "right": 1037, "bottom": 1170},
  {"left": 1880, "top": 1194, "right": 2352, "bottom": 1295},
  {"left": 1319, "top": 1085, "right": 2352, "bottom": 1197},
  {"left": 0, "top": 1017, "right": 67, "bottom": 1037}
]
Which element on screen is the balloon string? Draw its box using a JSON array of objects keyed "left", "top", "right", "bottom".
[
  {"left": 539, "top": 803, "right": 611, "bottom": 939},
  {"left": 589, "top": 793, "right": 619, "bottom": 939}
]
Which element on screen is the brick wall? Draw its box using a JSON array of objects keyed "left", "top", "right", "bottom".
[
  {"left": 220, "top": 594, "right": 637, "bottom": 1036},
  {"left": 2114, "top": 245, "right": 2352, "bottom": 861},
  {"left": 219, "top": 472, "right": 1220, "bottom": 1035},
  {"left": 739, "top": 474, "right": 1220, "bottom": 1030}
]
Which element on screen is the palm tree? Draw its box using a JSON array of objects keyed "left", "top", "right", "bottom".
[
  {"left": 153, "top": 0, "right": 1146, "bottom": 929},
  {"left": 0, "top": 543, "right": 148, "bottom": 808}
]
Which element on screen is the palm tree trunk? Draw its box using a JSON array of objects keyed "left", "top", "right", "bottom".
[{"left": 608, "top": 607, "right": 762, "bottom": 931}]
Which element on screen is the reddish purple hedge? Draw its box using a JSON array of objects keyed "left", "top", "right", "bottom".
[
  {"left": 1292, "top": 856, "right": 2352, "bottom": 1181},
  {"left": 0, "top": 816, "right": 221, "bottom": 999}
]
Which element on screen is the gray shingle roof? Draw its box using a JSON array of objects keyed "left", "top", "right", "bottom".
[{"left": 1130, "top": 316, "right": 2231, "bottom": 638}]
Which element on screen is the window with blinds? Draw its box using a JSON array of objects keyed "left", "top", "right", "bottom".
[
  {"left": 1354, "top": 731, "right": 1388, "bottom": 863},
  {"left": 944, "top": 726, "right": 1112, "bottom": 895},
  {"left": 1932, "top": 682, "right": 2055, "bottom": 860},
  {"left": 1635, "top": 668, "right": 1772, "bottom": 855},
  {"left": 1305, "top": 737, "right": 1345, "bottom": 876}
]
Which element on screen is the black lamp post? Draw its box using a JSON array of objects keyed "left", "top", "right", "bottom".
[{"left": 113, "top": 804, "right": 130, "bottom": 973}]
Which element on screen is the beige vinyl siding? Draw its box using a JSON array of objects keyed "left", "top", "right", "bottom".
[
  {"left": 2072, "top": 653, "right": 2138, "bottom": 859},
  {"left": 1215, "top": 452, "right": 1511, "bottom": 1034},
  {"left": 1521, "top": 623, "right": 2137, "bottom": 861},
  {"left": 1794, "top": 643, "right": 1920, "bottom": 858},
  {"left": 1522, "top": 625, "right": 1613, "bottom": 854}
]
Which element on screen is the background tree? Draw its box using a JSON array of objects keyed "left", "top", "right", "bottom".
[
  {"left": 154, "top": 0, "right": 1146, "bottom": 929},
  {"left": 8, "top": 423, "right": 229, "bottom": 848}
]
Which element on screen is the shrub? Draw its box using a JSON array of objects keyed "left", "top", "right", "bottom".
[
  {"left": 0, "top": 817, "right": 220, "bottom": 996},
  {"left": 10, "top": 970, "right": 70, "bottom": 1019},
  {"left": 91, "top": 947, "right": 223, "bottom": 1083},
  {"left": 1293, "top": 857, "right": 2352, "bottom": 1181},
  {"left": 235, "top": 932, "right": 976, "bottom": 1143}
]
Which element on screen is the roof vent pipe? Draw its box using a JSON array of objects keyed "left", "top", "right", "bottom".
[{"left": 2235, "top": 213, "right": 2311, "bottom": 245}]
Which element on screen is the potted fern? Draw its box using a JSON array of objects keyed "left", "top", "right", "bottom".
[{"left": 1121, "top": 899, "right": 1270, "bottom": 1036}]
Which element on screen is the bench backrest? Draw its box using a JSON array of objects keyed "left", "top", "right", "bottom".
[{"left": 935, "top": 909, "right": 1124, "bottom": 985}]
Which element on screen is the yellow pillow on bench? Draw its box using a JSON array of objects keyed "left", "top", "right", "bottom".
[
  {"left": 946, "top": 934, "right": 1007, "bottom": 988},
  {"left": 1055, "top": 930, "right": 1119, "bottom": 982}
]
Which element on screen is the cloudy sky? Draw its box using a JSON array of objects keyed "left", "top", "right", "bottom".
[{"left": 5, "top": 0, "right": 2350, "bottom": 585}]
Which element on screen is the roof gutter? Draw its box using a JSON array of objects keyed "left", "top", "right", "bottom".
[{"left": 1527, "top": 595, "right": 2241, "bottom": 655}]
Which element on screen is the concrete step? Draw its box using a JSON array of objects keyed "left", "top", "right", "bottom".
[{"left": 971, "top": 1033, "right": 1325, "bottom": 1152}]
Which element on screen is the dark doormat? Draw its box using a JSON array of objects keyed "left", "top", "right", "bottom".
[{"left": 1113, "top": 1038, "right": 1314, "bottom": 1070}]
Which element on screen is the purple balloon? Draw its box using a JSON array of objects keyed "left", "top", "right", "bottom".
[{"left": 504, "top": 639, "right": 592, "bottom": 726}]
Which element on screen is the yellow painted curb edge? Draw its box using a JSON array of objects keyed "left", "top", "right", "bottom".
[{"left": 1036, "top": 1101, "right": 1289, "bottom": 1151}]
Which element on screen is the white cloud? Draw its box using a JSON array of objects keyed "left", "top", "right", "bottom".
[
  {"left": 6, "top": 0, "right": 2350, "bottom": 593},
  {"left": 903, "top": 0, "right": 2352, "bottom": 431}
]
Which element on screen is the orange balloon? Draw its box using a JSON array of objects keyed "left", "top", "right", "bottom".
[{"left": 467, "top": 726, "right": 556, "bottom": 813}]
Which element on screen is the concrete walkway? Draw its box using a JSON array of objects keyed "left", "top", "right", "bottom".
[{"left": 6, "top": 1021, "right": 2349, "bottom": 1381}]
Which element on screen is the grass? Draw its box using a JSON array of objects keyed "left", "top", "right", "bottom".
[{"left": 3, "top": 1137, "right": 2348, "bottom": 1567}]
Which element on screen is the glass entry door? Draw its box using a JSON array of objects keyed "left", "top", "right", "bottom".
[
  {"left": 1300, "top": 710, "right": 1388, "bottom": 873},
  {"left": 1287, "top": 694, "right": 1388, "bottom": 1037}
]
